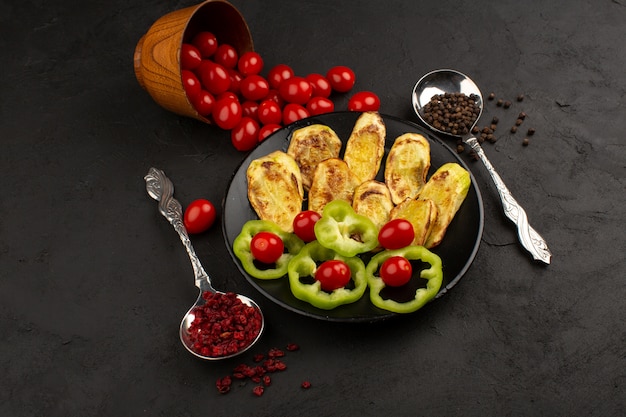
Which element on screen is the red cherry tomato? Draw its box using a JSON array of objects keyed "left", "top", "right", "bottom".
[
  {"left": 190, "top": 89, "right": 215, "bottom": 116},
  {"left": 240, "top": 74, "right": 270, "bottom": 101},
  {"left": 258, "top": 99, "right": 282, "bottom": 125},
  {"left": 181, "top": 70, "right": 201, "bottom": 99},
  {"left": 315, "top": 260, "right": 351, "bottom": 292},
  {"left": 237, "top": 51, "right": 264, "bottom": 76},
  {"left": 215, "top": 91, "right": 238, "bottom": 102},
  {"left": 292, "top": 210, "right": 321, "bottom": 242},
  {"left": 258, "top": 123, "right": 281, "bottom": 142},
  {"left": 192, "top": 32, "right": 218, "bottom": 58},
  {"left": 305, "top": 73, "right": 332, "bottom": 98},
  {"left": 306, "top": 96, "right": 335, "bottom": 116},
  {"left": 348, "top": 91, "right": 381, "bottom": 112},
  {"left": 378, "top": 219, "right": 415, "bottom": 250},
  {"left": 282, "top": 103, "right": 310, "bottom": 125},
  {"left": 267, "top": 64, "right": 294, "bottom": 90},
  {"left": 279, "top": 76, "right": 313, "bottom": 105},
  {"left": 231, "top": 117, "right": 259, "bottom": 151},
  {"left": 180, "top": 43, "right": 202, "bottom": 70},
  {"left": 227, "top": 69, "right": 243, "bottom": 95},
  {"left": 241, "top": 100, "right": 259, "bottom": 121},
  {"left": 265, "top": 90, "right": 286, "bottom": 108},
  {"left": 326, "top": 65, "right": 356, "bottom": 93},
  {"left": 250, "top": 232, "right": 284, "bottom": 264},
  {"left": 212, "top": 96, "right": 242, "bottom": 130},
  {"left": 213, "top": 44, "right": 238, "bottom": 69},
  {"left": 184, "top": 199, "right": 217, "bottom": 234},
  {"left": 197, "top": 61, "right": 231, "bottom": 95},
  {"left": 380, "top": 256, "right": 413, "bottom": 287}
]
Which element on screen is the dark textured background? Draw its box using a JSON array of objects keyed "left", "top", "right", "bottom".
[{"left": 1, "top": 0, "right": 624, "bottom": 416}]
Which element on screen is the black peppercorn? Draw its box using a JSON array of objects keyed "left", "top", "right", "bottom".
[
  {"left": 515, "top": 118, "right": 523, "bottom": 126},
  {"left": 527, "top": 128, "right": 536, "bottom": 136},
  {"left": 503, "top": 101, "right": 511, "bottom": 109},
  {"left": 511, "top": 126, "right": 518, "bottom": 133},
  {"left": 522, "top": 138, "right": 529, "bottom": 146},
  {"left": 497, "top": 99, "right": 503, "bottom": 107},
  {"left": 517, "top": 94, "right": 524, "bottom": 102},
  {"left": 488, "top": 92, "right": 496, "bottom": 100}
]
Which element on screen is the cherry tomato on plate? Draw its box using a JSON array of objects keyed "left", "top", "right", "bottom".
[
  {"left": 306, "top": 97, "right": 334, "bottom": 116},
  {"left": 237, "top": 51, "right": 264, "bottom": 76},
  {"left": 192, "top": 31, "right": 218, "bottom": 58},
  {"left": 240, "top": 74, "right": 270, "bottom": 101},
  {"left": 292, "top": 210, "right": 321, "bottom": 242},
  {"left": 326, "top": 65, "right": 356, "bottom": 93},
  {"left": 315, "top": 260, "right": 351, "bottom": 292},
  {"left": 212, "top": 96, "right": 242, "bottom": 130},
  {"left": 378, "top": 218, "right": 415, "bottom": 249},
  {"left": 380, "top": 256, "right": 413, "bottom": 287},
  {"left": 250, "top": 232, "right": 284, "bottom": 264},
  {"left": 279, "top": 76, "right": 313, "bottom": 105},
  {"left": 180, "top": 43, "right": 202, "bottom": 70},
  {"left": 258, "top": 123, "right": 282, "bottom": 142},
  {"left": 184, "top": 199, "right": 217, "bottom": 234},
  {"left": 181, "top": 70, "right": 202, "bottom": 99},
  {"left": 257, "top": 99, "right": 282, "bottom": 125},
  {"left": 348, "top": 91, "right": 381, "bottom": 112},
  {"left": 282, "top": 103, "right": 310, "bottom": 125},
  {"left": 231, "top": 117, "right": 259, "bottom": 151},
  {"left": 267, "top": 64, "right": 294, "bottom": 90}
]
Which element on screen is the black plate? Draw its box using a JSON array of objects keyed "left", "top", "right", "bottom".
[{"left": 222, "top": 112, "right": 484, "bottom": 322}]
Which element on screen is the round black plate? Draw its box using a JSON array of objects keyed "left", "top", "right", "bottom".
[{"left": 222, "top": 112, "right": 484, "bottom": 322}]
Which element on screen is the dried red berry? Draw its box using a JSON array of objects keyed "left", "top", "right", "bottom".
[
  {"left": 286, "top": 343, "right": 300, "bottom": 351},
  {"left": 252, "top": 385, "right": 265, "bottom": 397},
  {"left": 301, "top": 381, "right": 312, "bottom": 389},
  {"left": 216, "top": 376, "right": 232, "bottom": 394},
  {"left": 263, "top": 375, "right": 272, "bottom": 386}
]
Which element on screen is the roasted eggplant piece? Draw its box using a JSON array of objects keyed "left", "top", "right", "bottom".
[
  {"left": 352, "top": 180, "right": 394, "bottom": 231},
  {"left": 308, "top": 158, "right": 361, "bottom": 214},
  {"left": 287, "top": 124, "right": 342, "bottom": 190},
  {"left": 343, "top": 111, "right": 386, "bottom": 183},
  {"left": 246, "top": 150, "right": 304, "bottom": 232},
  {"left": 389, "top": 198, "right": 437, "bottom": 246},
  {"left": 384, "top": 132, "right": 431, "bottom": 205}
]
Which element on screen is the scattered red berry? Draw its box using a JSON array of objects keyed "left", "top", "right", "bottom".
[
  {"left": 252, "top": 385, "right": 265, "bottom": 397},
  {"left": 301, "top": 381, "right": 312, "bottom": 389}
]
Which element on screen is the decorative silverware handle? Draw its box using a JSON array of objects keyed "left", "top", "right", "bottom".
[
  {"left": 145, "top": 167, "right": 214, "bottom": 289},
  {"left": 466, "top": 139, "right": 552, "bottom": 264}
]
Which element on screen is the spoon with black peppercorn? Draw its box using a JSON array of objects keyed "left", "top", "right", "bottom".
[
  {"left": 411, "top": 69, "right": 552, "bottom": 264},
  {"left": 145, "top": 167, "right": 265, "bottom": 360}
]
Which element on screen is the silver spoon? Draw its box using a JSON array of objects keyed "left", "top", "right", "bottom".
[
  {"left": 412, "top": 69, "right": 552, "bottom": 264},
  {"left": 145, "top": 167, "right": 265, "bottom": 360}
]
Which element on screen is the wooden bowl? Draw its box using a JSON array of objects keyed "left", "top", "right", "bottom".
[{"left": 134, "top": 0, "right": 253, "bottom": 123}]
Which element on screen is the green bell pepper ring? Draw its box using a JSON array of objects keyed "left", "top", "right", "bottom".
[
  {"left": 366, "top": 246, "right": 443, "bottom": 313},
  {"left": 233, "top": 220, "right": 304, "bottom": 279},
  {"left": 287, "top": 241, "right": 367, "bottom": 310},
  {"left": 313, "top": 200, "right": 379, "bottom": 257}
]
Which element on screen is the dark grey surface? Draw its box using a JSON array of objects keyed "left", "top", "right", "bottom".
[{"left": 1, "top": 0, "right": 624, "bottom": 416}]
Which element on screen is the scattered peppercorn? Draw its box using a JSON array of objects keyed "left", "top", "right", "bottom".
[
  {"left": 527, "top": 128, "right": 536, "bottom": 136},
  {"left": 510, "top": 126, "right": 518, "bottom": 133},
  {"left": 456, "top": 144, "right": 465, "bottom": 153},
  {"left": 471, "top": 126, "right": 480, "bottom": 134},
  {"left": 503, "top": 100, "right": 511, "bottom": 109},
  {"left": 490, "top": 123, "right": 497, "bottom": 131},
  {"left": 491, "top": 116, "right": 499, "bottom": 124},
  {"left": 488, "top": 92, "right": 496, "bottom": 100},
  {"left": 518, "top": 112, "right": 527, "bottom": 119},
  {"left": 517, "top": 94, "right": 524, "bottom": 102},
  {"left": 496, "top": 99, "right": 504, "bottom": 107},
  {"left": 515, "top": 118, "right": 523, "bottom": 126},
  {"left": 522, "top": 138, "right": 530, "bottom": 146}
]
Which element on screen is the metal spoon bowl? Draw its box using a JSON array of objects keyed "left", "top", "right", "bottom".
[
  {"left": 145, "top": 167, "right": 264, "bottom": 360},
  {"left": 411, "top": 69, "right": 552, "bottom": 264}
]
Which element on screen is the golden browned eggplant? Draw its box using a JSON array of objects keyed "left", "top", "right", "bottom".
[
  {"left": 343, "top": 111, "right": 386, "bottom": 183},
  {"left": 352, "top": 180, "right": 394, "bottom": 231},
  {"left": 389, "top": 198, "right": 438, "bottom": 246},
  {"left": 308, "top": 158, "right": 361, "bottom": 213},
  {"left": 286, "top": 124, "right": 342, "bottom": 190},
  {"left": 384, "top": 132, "right": 431, "bottom": 205},
  {"left": 417, "top": 162, "right": 470, "bottom": 248},
  {"left": 246, "top": 150, "right": 304, "bottom": 232}
]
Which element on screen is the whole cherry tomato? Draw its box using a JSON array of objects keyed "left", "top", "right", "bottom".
[
  {"left": 265, "top": 90, "right": 286, "bottom": 108},
  {"left": 292, "top": 210, "right": 321, "bottom": 242},
  {"left": 231, "top": 117, "right": 259, "bottom": 151},
  {"left": 378, "top": 219, "right": 415, "bottom": 250},
  {"left": 180, "top": 43, "right": 202, "bottom": 70},
  {"left": 250, "top": 232, "right": 284, "bottom": 264},
  {"left": 305, "top": 73, "right": 332, "bottom": 98},
  {"left": 181, "top": 69, "right": 201, "bottom": 99},
  {"left": 192, "top": 31, "right": 218, "bottom": 58},
  {"left": 212, "top": 96, "right": 242, "bottom": 130},
  {"left": 213, "top": 44, "right": 238, "bottom": 69},
  {"left": 240, "top": 74, "right": 270, "bottom": 101},
  {"left": 315, "top": 260, "right": 351, "bottom": 292},
  {"left": 267, "top": 64, "right": 294, "bottom": 90},
  {"left": 184, "top": 199, "right": 217, "bottom": 234},
  {"left": 215, "top": 91, "right": 238, "bottom": 102},
  {"left": 279, "top": 76, "right": 313, "bottom": 105},
  {"left": 326, "top": 65, "right": 356, "bottom": 93},
  {"left": 380, "top": 256, "right": 413, "bottom": 287},
  {"left": 241, "top": 100, "right": 259, "bottom": 121},
  {"left": 306, "top": 97, "right": 334, "bottom": 116},
  {"left": 348, "top": 91, "right": 381, "bottom": 112},
  {"left": 257, "top": 99, "right": 282, "bottom": 125},
  {"left": 282, "top": 103, "right": 310, "bottom": 125},
  {"left": 258, "top": 123, "right": 281, "bottom": 142},
  {"left": 237, "top": 51, "right": 264, "bottom": 76},
  {"left": 227, "top": 69, "right": 244, "bottom": 95},
  {"left": 197, "top": 61, "right": 231, "bottom": 95},
  {"left": 190, "top": 89, "right": 215, "bottom": 116}
]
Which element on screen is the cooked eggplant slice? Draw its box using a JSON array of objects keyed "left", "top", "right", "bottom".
[
  {"left": 389, "top": 198, "right": 437, "bottom": 246},
  {"left": 308, "top": 158, "right": 361, "bottom": 214},
  {"left": 287, "top": 124, "right": 342, "bottom": 190},
  {"left": 343, "top": 111, "right": 386, "bottom": 183},
  {"left": 246, "top": 150, "right": 304, "bottom": 232},
  {"left": 384, "top": 132, "right": 431, "bottom": 205},
  {"left": 416, "top": 162, "right": 470, "bottom": 248},
  {"left": 352, "top": 180, "right": 394, "bottom": 231}
]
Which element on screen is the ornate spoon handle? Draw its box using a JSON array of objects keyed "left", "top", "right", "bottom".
[
  {"left": 145, "top": 167, "right": 215, "bottom": 290},
  {"left": 466, "top": 138, "right": 552, "bottom": 264}
]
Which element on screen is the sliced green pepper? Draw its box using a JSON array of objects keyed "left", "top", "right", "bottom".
[
  {"left": 287, "top": 241, "right": 367, "bottom": 310},
  {"left": 366, "top": 246, "right": 443, "bottom": 313},
  {"left": 233, "top": 220, "right": 304, "bottom": 279},
  {"left": 313, "top": 200, "right": 379, "bottom": 257}
]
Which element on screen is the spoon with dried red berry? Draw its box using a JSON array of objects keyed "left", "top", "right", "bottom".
[
  {"left": 411, "top": 69, "right": 552, "bottom": 264},
  {"left": 145, "top": 167, "right": 264, "bottom": 360}
]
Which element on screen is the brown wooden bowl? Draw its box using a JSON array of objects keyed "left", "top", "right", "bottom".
[{"left": 134, "top": 0, "right": 253, "bottom": 123}]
